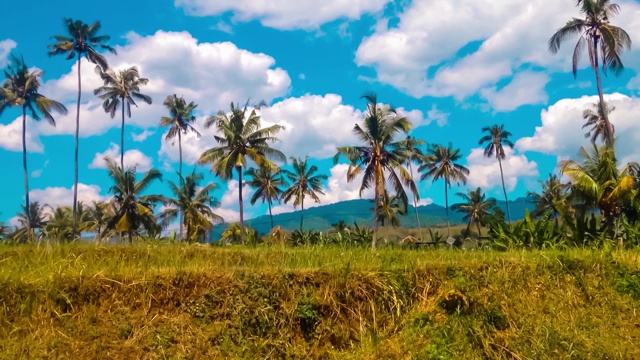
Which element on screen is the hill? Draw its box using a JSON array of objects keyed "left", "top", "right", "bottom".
[{"left": 211, "top": 197, "right": 536, "bottom": 238}]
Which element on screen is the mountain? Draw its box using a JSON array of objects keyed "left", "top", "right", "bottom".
[{"left": 209, "top": 197, "right": 536, "bottom": 239}]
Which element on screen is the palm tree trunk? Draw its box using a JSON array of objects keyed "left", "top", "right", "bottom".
[
  {"left": 178, "top": 130, "right": 183, "bottom": 241},
  {"left": 269, "top": 200, "right": 274, "bottom": 229},
  {"left": 300, "top": 197, "right": 304, "bottom": 232},
  {"left": 373, "top": 193, "right": 379, "bottom": 251},
  {"left": 120, "top": 99, "right": 125, "bottom": 169},
  {"left": 72, "top": 54, "right": 82, "bottom": 240},
  {"left": 445, "top": 182, "right": 451, "bottom": 238},
  {"left": 237, "top": 166, "right": 245, "bottom": 246},
  {"left": 466, "top": 218, "right": 472, "bottom": 236},
  {"left": 592, "top": 37, "right": 613, "bottom": 146},
  {"left": 409, "top": 162, "right": 423, "bottom": 240},
  {"left": 476, "top": 221, "right": 482, "bottom": 237},
  {"left": 498, "top": 156, "right": 511, "bottom": 223},
  {"left": 128, "top": 227, "right": 133, "bottom": 244},
  {"left": 21, "top": 106, "right": 31, "bottom": 242}
]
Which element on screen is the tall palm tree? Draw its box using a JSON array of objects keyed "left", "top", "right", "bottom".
[
  {"left": 527, "top": 174, "right": 571, "bottom": 221},
  {"left": 160, "top": 95, "right": 200, "bottom": 177},
  {"left": 334, "top": 94, "right": 416, "bottom": 250},
  {"left": 583, "top": 100, "right": 615, "bottom": 144},
  {"left": 104, "top": 158, "right": 163, "bottom": 243},
  {"left": 94, "top": 66, "right": 152, "bottom": 168},
  {"left": 451, "top": 187, "right": 496, "bottom": 237},
  {"left": 419, "top": 143, "right": 469, "bottom": 238},
  {"left": 375, "top": 190, "right": 407, "bottom": 228},
  {"left": 479, "top": 124, "right": 514, "bottom": 223},
  {"left": 560, "top": 143, "right": 636, "bottom": 236},
  {"left": 197, "top": 100, "right": 285, "bottom": 245},
  {"left": 0, "top": 55, "right": 67, "bottom": 240},
  {"left": 49, "top": 18, "right": 115, "bottom": 237},
  {"left": 281, "top": 156, "right": 328, "bottom": 231},
  {"left": 549, "top": 0, "right": 631, "bottom": 145},
  {"left": 159, "top": 171, "right": 223, "bottom": 243},
  {"left": 395, "top": 135, "right": 426, "bottom": 238},
  {"left": 245, "top": 165, "right": 285, "bottom": 229}
]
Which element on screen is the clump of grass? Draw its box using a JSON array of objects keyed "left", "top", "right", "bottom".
[{"left": 0, "top": 243, "right": 639, "bottom": 359}]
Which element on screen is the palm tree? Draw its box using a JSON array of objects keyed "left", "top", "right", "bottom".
[
  {"left": 44, "top": 206, "right": 74, "bottom": 242},
  {"left": 86, "top": 201, "right": 111, "bottom": 242},
  {"left": 549, "top": 0, "right": 631, "bottom": 145},
  {"left": 104, "top": 158, "right": 163, "bottom": 243},
  {"left": 583, "top": 100, "right": 615, "bottom": 144},
  {"left": 559, "top": 143, "right": 636, "bottom": 236},
  {"left": 451, "top": 187, "right": 496, "bottom": 237},
  {"left": 245, "top": 165, "right": 285, "bottom": 229},
  {"left": 94, "top": 66, "right": 152, "bottom": 168},
  {"left": 0, "top": 55, "right": 67, "bottom": 240},
  {"left": 281, "top": 157, "right": 328, "bottom": 231},
  {"left": 197, "top": 100, "right": 285, "bottom": 245},
  {"left": 375, "top": 190, "right": 407, "bottom": 228},
  {"left": 334, "top": 94, "right": 416, "bottom": 250},
  {"left": 13, "top": 201, "right": 49, "bottom": 243},
  {"left": 419, "top": 143, "right": 470, "bottom": 238},
  {"left": 479, "top": 124, "right": 514, "bottom": 223},
  {"left": 396, "top": 135, "right": 426, "bottom": 238},
  {"left": 527, "top": 174, "right": 571, "bottom": 221},
  {"left": 160, "top": 95, "right": 200, "bottom": 177},
  {"left": 159, "top": 171, "right": 223, "bottom": 243},
  {"left": 49, "top": 18, "right": 115, "bottom": 236}
]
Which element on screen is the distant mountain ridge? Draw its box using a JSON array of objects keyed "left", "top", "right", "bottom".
[{"left": 209, "top": 197, "right": 535, "bottom": 239}]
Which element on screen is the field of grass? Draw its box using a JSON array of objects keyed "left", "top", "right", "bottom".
[{"left": 1, "top": 243, "right": 640, "bottom": 359}]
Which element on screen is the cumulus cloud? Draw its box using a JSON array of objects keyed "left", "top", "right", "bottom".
[
  {"left": 89, "top": 143, "right": 153, "bottom": 171},
  {"left": 29, "top": 184, "right": 108, "bottom": 209},
  {"left": 175, "top": 0, "right": 390, "bottom": 30},
  {"left": 355, "top": 0, "right": 640, "bottom": 107},
  {"left": 480, "top": 72, "right": 550, "bottom": 112},
  {"left": 465, "top": 147, "right": 539, "bottom": 192},
  {"left": 216, "top": 179, "right": 253, "bottom": 222},
  {"left": 0, "top": 39, "right": 17, "bottom": 67},
  {"left": 0, "top": 116, "right": 44, "bottom": 152},
  {"left": 516, "top": 93, "right": 640, "bottom": 162},
  {"left": 132, "top": 129, "right": 155, "bottom": 142},
  {"left": 17, "top": 30, "right": 290, "bottom": 151}
]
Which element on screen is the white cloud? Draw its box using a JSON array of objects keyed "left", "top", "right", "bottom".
[
  {"left": 27, "top": 30, "right": 290, "bottom": 150},
  {"left": 89, "top": 143, "right": 153, "bottom": 172},
  {"left": 516, "top": 93, "right": 640, "bottom": 162},
  {"left": 0, "top": 116, "right": 44, "bottom": 152},
  {"left": 175, "top": 0, "right": 390, "bottom": 30},
  {"left": 355, "top": 0, "right": 640, "bottom": 107},
  {"left": 29, "top": 184, "right": 108, "bottom": 209},
  {"left": 465, "top": 147, "right": 539, "bottom": 192},
  {"left": 0, "top": 39, "right": 17, "bottom": 67},
  {"left": 216, "top": 179, "right": 253, "bottom": 222},
  {"left": 132, "top": 129, "right": 155, "bottom": 142},
  {"left": 480, "top": 72, "right": 550, "bottom": 112},
  {"left": 400, "top": 104, "right": 449, "bottom": 128},
  {"left": 31, "top": 169, "right": 43, "bottom": 178}
]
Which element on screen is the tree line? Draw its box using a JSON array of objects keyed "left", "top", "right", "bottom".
[{"left": 0, "top": 0, "right": 636, "bottom": 249}]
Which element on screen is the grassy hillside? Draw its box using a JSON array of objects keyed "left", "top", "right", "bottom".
[
  {"left": 213, "top": 197, "right": 535, "bottom": 238},
  {"left": 1, "top": 244, "right": 640, "bottom": 359}
]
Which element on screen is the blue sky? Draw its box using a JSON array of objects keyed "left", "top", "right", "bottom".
[{"left": 1, "top": 0, "right": 640, "bottom": 225}]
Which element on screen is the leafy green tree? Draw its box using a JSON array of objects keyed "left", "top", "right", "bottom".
[
  {"left": 560, "top": 143, "right": 636, "bottom": 236},
  {"left": 86, "top": 201, "right": 111, "bottom": 242},
  {"left": 160, "top": 95, "right": 200, "bottom": 177},
  {"left": 49, "top": 18, "right": 115, "bottom": 235},
  {"left": 44, "top": 206, "right": 74, "bottom": 242},
  {"left": 419, "top": 143, "right": 469, "bottom": 238},
  {"left": 375, "top": 190, "right": 407, "bottom": 228},
  {"left": 549, "top": 0, "right": 631, "bottom": 145},
  {"left": 527, "top": 174, "right": 571, "bottom": 221},
  {"left": 451, "top": 187, "right": 496, "bottom": 237},
  {"left": 104, "top": 158, "right": 163, "bottom": 243},
  {"left": 583, "top": 100, "right": 614, "bottom": 144},
  {"left": 245, "top": 165, "right": 285, "bottom": 229},
  {"left": 13, "top": 201, "right": 49, "bottom": 243},
  {"left": 198, "top": 100, "right": 285, "bottom": 245},
  {"left": 281, "top": 157, "right": 328, "bottom": 231},
  {"left": 479, "top": 124, "right": 514, "bottom": 223},
  {"left": 159, "top": 171, "right": 222, "bottom": 243},
  {"left": 0, "top": 55, "right": 67, "bottom": 240},
  {"left": 94, "top": 66, "right": 152, "bottom": 168}
]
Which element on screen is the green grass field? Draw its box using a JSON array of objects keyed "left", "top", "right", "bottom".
[{"left": 1, "top": 243, "right": 640, "bottom": 359}]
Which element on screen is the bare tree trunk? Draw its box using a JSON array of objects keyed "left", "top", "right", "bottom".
[
  {"left": 22, "top": 107, "right": 31, "bottom": 242},
  {"left": 409, "top": 162, "right": 424, "bottom": 240},
  {"left": 120, "top": 99, "right": 125, "bottom": 169},
  {"left": 178, "top": 130, "right": 183, "bottom": 241},
  {"left": 498, "top": 156, "right": 511, "bottom": 223},
  {"left": 592, "top": 36, "right": 613, "bottom": 146},
  {"left": 72, "top": 55, "right": 82, "bottom": 240},
  {"left": 237, "top": 166, "right": 245, "bottom": 246},
  {"left": 445, "top": 182, "right": 451, "bottom": 238},
  {"left": 269, "top": 200, "right": 274, "bottom": 229},
  {"left": 300, "top": 197, "right": 304, "bottom": 232},
  {"left": 476, "top": 221, "right": 482, "bottom": 237},
  {"left": 373, "top": 193, "right": 379, "bottom": 251}
]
